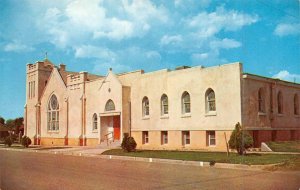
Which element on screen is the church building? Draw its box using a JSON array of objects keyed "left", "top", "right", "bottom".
[{"left": 24, "top": 59, "right": 300, "bottom": 151}]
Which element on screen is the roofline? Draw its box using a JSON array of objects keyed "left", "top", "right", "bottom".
[{"left": 243, "top": 73, "right": 300, "bottom": 87}]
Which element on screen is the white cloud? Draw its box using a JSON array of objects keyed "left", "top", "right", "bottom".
[
  {"left": 146, "top": 51, "right": 161, "bottom": 61},
  {"left": 191, "top": 49, "right": 228, "bottom": 66},
  {"left": 3, "top": 41, "right": 34, "bottom": 52},
  {"left": 272, "top": 70, "right": 300, "bottom": 83},
  {"left": 74, "top": 45, "right": 116, "bottom": 61},
  {"left": 160, "top": 35, "right": 183, "bottom": 45},
  {"left": 274, "top": 23, "right": 300, "bottom": 37},
  {"left": 210, "top": 38, "right": 241, "bottom": 50},
  {"left": 188, "top": 6, "right": 258, "bottom": 37}
]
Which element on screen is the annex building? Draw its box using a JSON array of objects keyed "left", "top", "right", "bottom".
[{"left": 24, "top": 59, "right": 300, "bottom": 151}]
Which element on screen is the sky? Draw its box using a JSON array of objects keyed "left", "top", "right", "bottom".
[{"left": 0, "top": 0, "right": 299, "bottom": 120}]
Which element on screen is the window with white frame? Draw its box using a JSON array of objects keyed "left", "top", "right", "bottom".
[
  {"left": 92, "top": 113, "right": 98, "bottom": 130},
  {"left": 182, "top": 92, "right": 191, "bottom": 114},
  {"left": 258, "top": 88, "right": 265, "bottom": 113},
  {"left": 207, "top": 131, "right": 216, "bottom": 146},
  {"left": 105, "top": 99, "right": 115, "bottom": 111},
  {"left": 277, "top": 91, "right": 283, "bottom": 114},
  {"left": 206, "top": 88, "right": 216, "bottom": 112},
  {"left": 161, "top": 94, "right": 168, "bottom": 115},
  {"left": 47, "top": 94, "right": 59, "bottom": 131},
  {"left": 142, "top": 131, "right": 149, "bottom": 144},
  {"left": 294, "top": 94, "right": 299, "bottom": 115},
  {"left": 142, "top": 97, "right": 150, "bottom": 117},
  {"left": 182, "top": 131, "right": 190, "bottom": 145},
  {"left": 161, "top": 131, "right": 168, "bottom": 145}
]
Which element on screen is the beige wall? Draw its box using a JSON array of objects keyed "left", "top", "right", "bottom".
[
  {"left": 130, "top": 63, "right": 243, "bottom": 132},
  {"left": 40, "top": 68, "right": 68, "bottom": 139}
]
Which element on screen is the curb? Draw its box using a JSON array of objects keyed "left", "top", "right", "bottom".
[{"left": 0, "top": 148, "right": 279, "bottom": 171}]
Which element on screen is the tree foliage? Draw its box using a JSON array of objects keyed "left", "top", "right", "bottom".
[
  {"left": 21, "top": 136, "right": 32, "bottom": 148},
  {"left": 229, "top": 122, "right": 253, "bottom": 155},
  {"left": 0, "top": 116, "right": 5, "bottom": 125},
  {"left": 121, "top": 133, "right": 137, "bottom": 152}
]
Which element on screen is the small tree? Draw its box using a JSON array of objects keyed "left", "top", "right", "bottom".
[
  {"left": 121, "top": 133, "right": 137, "bottom": 152},
  {"left": 4, "top": 136, "right": 13, "bottom": 147},
  {"left": 21, "top": 136, "right": 32, "bottom": 148},
  {"left": 229, "top": 122, "right": 253, "bottom": 155}
]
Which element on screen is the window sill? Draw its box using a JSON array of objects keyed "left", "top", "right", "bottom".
[
  {"left": 142, "top": 116, "right": 150, "bottom": 120},
  {"left": 277, "top": 113, "right": 284, "bottom": 117},
  {"left": 208, "top": 145, "right": 216, "bottom": 147},
  {"left": 258, "top": 112, "right": 266, "bottom": 116},
  {"left": 160, "top": 115, "right": 169, "bottom": 119},
  {"left": 92, "top": 130, "right": 98, "bottom": 133},
  {"left": 294, "top": 115, "right": 300, "bottom": 118},
  {"left": 205, "top": 111, "right": 217, "bottom": 116},
  {"left": 47, "top": 131, "right": 60, "bottom": 133},
  {"left": 181, "top": 113, "right": 191, "bottom": 118}
]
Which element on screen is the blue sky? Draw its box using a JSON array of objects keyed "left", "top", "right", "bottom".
[{"left": 0, "top": 0, "right": 299, "bottom": 119}]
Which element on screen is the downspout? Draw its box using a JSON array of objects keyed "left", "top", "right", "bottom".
[{"left": 65, "top": 97, "right": 69, "bottom": 145}]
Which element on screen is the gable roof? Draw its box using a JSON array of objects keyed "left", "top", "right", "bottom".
[{"left": 40, "top": 67, "right": 67, "bottom": 101}]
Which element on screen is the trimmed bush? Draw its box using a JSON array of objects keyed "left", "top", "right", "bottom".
[
  {"left": 229, "top": 122, "right": 253, "bottom": 155},
  {"left": 4, "top": 136, "right": 13, "bottom": 147},
  {"left": 21, "top": 136, "right": 32, "bottom": 148},
  {"left": 121, "top": 133, "right": 137, "bottom": 152}
]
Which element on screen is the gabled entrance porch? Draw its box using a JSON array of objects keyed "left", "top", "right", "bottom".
[{"left": 99, "top": 112, "right": 121, "bottom": 144}]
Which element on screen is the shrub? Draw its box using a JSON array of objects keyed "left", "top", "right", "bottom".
[
  {"left": 21, "top": 136, "right": 32, "bottom": 148},
  {"left": 121, "top": 133, "right": 137, "bottom": 152},
  {"left": 4, "top": 136, "right": 13, "bottom": 147},
  {"left": 229, "top": 122, "right": 253, "bottom": 155}
]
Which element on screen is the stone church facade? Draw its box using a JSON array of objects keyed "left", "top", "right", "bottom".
[{"left": 24, "top": 59, "right": 300, "bottom": 151}]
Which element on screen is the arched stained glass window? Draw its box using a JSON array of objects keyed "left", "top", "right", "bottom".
[
  {"left": 105, "top": 99, "right": 115, "bottom": 111},
  {"left": 47, "top": 94, "right": 59, "bottom": 131},
  {"left": 161, "top": 94, "right": 168, "bottom": 115},
  {"left": 142, "top": 97, "right": 149, "bottom": 117},
  {"left": 182, "top": 91, "right": 191, "bottom": 114},
  {"left": 206, "top": 89, "right": 216, "bottom": 112}
]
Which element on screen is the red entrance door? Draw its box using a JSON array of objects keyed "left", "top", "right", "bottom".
[{"left": 113, "top": 116, "right": 120, "bottom": 140}]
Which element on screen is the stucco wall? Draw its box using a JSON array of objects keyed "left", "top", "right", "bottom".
[{"left": 130, "top": 63, "right": 243, "bottom": 132}]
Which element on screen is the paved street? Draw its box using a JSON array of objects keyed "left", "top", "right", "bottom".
[{"left": 0, "top": 150, "right": 299, "bottom": 190}]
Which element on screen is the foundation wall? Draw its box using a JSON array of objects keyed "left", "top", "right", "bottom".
[{"left": 131, "top": 130, "right": 232, "bottom": 151}]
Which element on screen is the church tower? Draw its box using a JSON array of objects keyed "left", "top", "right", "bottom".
[{"left": 24, "top": 59, "right": 53, "bottom": 144}]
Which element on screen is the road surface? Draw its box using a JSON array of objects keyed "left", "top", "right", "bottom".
[{"left": 0, "top": 150, "right": 299, "bottom": 190}]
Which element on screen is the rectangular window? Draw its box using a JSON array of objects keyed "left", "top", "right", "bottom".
[
  {"left": 28, "top": 82, "right": 31, "bottom": 99},
  {"left": 182, "top": 131, "right": 190, "bottom": 146},
  {"left": 33, "top": 81, "right": 35, "bottom": 98},
  {"left": 207, "top": 131, "right": 216, "bottom": 146},
  {"left": 161, "top": 131, "right": 168, "bottom": 145},
  {"left": 142, "top": 131, "right": 149, "bottom": 144}
]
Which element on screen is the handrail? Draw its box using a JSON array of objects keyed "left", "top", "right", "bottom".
[{"left": 104, "top": 131, "right": 114, "bottom": 146}]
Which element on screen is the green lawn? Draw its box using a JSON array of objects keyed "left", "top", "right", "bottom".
[
  {"left": 266, "top": 141, "right": 300, "bottom": 152},
  {"left": 102, "top": 149, "right": 300, "bottom": 165}
]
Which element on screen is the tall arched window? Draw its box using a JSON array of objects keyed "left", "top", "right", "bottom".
[
  {"left": 294, "top": 94, "right": 299, "bottom": 115},
  {"left": 277, "top": 91, "right": 283, "bottom": 114},
  {"left": 47, "top": 94, "right": 59, "bottom": 131},
  {"left": 258, "top": 88, "right": 265, "bottom": 112},
  {"left": 142, "top": 96, "right": 149, "bottom": 117},
  {"left": 92, "top": 113, "right": 98, "bottom": 130},
  {"left": 182, "top": 91, "right": 191, "bottom": 114},
  {"left": 105, "top": 99, "right": 115, "bottom": 111},
  {"left": 161, "top": 94, "right": 168, "bottom": 115},
  {"left": 205, "top": 88, "right": 216, "bottom": 112}
]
